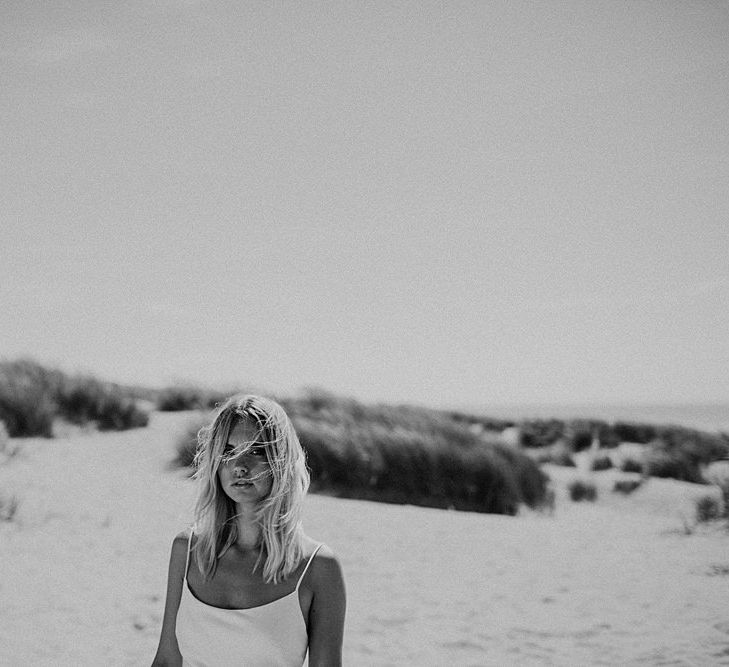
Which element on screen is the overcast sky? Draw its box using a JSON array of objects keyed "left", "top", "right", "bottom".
[{"left": 2, "top": 1, "right": 728, "bottom": 409}]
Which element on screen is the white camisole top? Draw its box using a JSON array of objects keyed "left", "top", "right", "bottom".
[{"left": 176, "top": 533, "right": 322, "bottom": 667}]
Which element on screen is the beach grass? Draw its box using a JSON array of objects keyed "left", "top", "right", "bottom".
[
  {"left": 568, "top": 479, "right": 597, "bottom": 502},
  {"left": 0, "top": 358, "right": 149, "bottom": 436}
]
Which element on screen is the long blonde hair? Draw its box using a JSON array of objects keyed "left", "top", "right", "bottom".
[{"left": 191, "top": 394, "right": 310, "bottom": 584}]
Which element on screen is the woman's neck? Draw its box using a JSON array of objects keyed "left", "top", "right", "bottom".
[{"left": 233, "top": 505, "right": 262, "bottom": 551}]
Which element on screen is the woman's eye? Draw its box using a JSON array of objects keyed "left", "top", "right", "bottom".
[{"left": 250, "top": 447, "right": 266, "bottom": 458}]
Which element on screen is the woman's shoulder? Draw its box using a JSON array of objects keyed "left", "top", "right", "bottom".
[
  {"left": 300, "top": 536, "right": 344, "bottom": 585},
  {"left": 170, "top": 529, "right": 194, "bottom": 556},
  {"left": 173, "top": 528, "right": 194, "bottom": 544},
  {"left": 301, "top": 535, "right": 335, "bottom": 559}
]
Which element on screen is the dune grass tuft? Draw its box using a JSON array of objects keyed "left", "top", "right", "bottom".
[
  {"left": 0, "top": 358, "right": 149, "bottom": 437},
  {"left": 568, "top": 479, "right": 597, "bottom": 502},
  {"left": 695, "top": 494, "right": 721, "bottom": 523},
  {"left": 0, "top": 359, "right": 59, "bottom": 437},
  {"left": 612, "top": 478, "right": 643, "bottom": 495},
  {"left": 590, "top": 455, "right": 613, "bottom": 471},
  {"left": 156, "top": 386, "right": 227, "bottom": 412},
  {"left": 282, "top": 393, "right": 550, "bottom": 514},
  {"left": 56, "top": 374, "right": 149, "bottom": 431},
  {"left": 620, "top": 457, "right": 644, "bottom": 474}
]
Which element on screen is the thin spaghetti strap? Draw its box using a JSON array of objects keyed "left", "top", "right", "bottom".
[
  {"left": 184, "top": 530, "right": 194, "bottom": 579},
  {"left": 296, "top": 543, "right": 323, "bottom": 591}
]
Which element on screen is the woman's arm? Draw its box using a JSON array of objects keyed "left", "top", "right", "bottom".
[
  {"left": 151, "top": 533, "right": 188, "bottom": 667},
  {"left": 306, "top": 546, "right": 347, "bottom": 667}
]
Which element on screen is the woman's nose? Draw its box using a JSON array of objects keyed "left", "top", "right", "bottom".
[{"left": 233, "top": 463, "right": 248, "bottom": 476}]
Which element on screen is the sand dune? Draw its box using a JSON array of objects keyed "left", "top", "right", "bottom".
[{"left": 1, "top": 412, "right": 728, "bottom": 666}]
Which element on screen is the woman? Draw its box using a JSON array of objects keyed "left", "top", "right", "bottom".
[{"left": 152, "top": 395, "right": 346, "bottom": 666}]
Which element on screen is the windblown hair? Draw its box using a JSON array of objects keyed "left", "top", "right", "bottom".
[{"left": 191, "top": 394, "right": 310, "bottom": 584}]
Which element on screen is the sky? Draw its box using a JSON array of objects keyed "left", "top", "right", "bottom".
[{"left": 2, "top": 1, "right": 729, "bottom": 410}]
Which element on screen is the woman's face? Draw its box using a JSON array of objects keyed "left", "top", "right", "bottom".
[{"left": 217, "top": 418, "right": 274, "bottom": 505}]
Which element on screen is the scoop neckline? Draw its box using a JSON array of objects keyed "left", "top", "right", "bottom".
[{"left": 184, "top": 575, "right": 299, "bottom": 611}]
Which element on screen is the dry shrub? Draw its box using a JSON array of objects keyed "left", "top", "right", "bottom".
[
  {"left": 518, "top": 420, "right": 565, "bottom": 448},
  {"left": 696, "top": 494, "right": 721, "bottom": 523},
  {"left": 590, "top": 455, "right": 613, "bottom": 471},
  {"left": 157, "top": 386, "right": 227, "bottom": 412},
  {"left": 613, "top": 478, "right": 643, "bottom": 495},
  {"left": 0, "top": 359, "right": 58, "bottom": 437},
  {"left": 568, "top": 479, "right": 597, "bottom": 502},
  {"left": 613, "top": 422, "right": 656, "bottom": 444},
  {"left": 56, "top": 375, "right": 149, "bottom": 431},
  {"left": 293, "top": 414, "right": 541, "bottom": 515},
  {"left": 620, "top": 457, "right": 644, "bottom": 474},
  {"left": 0, "top": 359, "right": 149, "bottom": 436},
  {"left": 644, "top": 449, "right": 701, "bottom": 483},
  {"left": 645, "top": 430, "right": 729, "bottom": 484}
]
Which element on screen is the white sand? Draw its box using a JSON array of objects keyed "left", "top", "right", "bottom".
[{"left": 1, "top": 412, "right": 728, "bottom": 666}]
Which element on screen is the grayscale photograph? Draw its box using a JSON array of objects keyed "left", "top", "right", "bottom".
[{"left": 1, "top": 1, "right": 728, "bottom": 665}]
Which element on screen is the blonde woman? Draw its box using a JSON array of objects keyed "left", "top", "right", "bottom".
[{"left": 152, "top": 395, "right": 346, "bottom": 666}]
